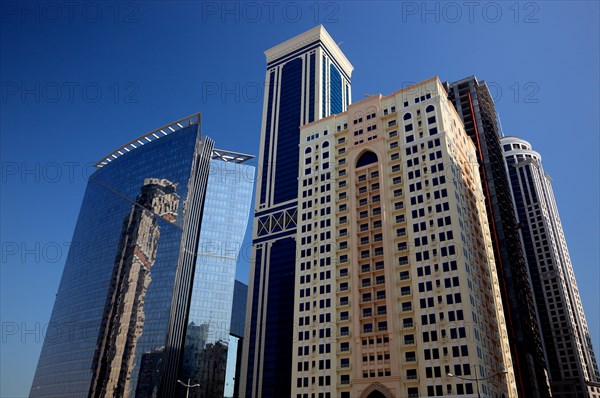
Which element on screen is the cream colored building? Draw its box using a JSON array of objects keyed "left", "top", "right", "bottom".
[{"left": 292, "top": 77, "right": 518, "bottom": 398}]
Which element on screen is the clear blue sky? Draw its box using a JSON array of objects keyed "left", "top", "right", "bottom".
[{"left": 1, "top": 2, "right": 598, "bottom": 397}]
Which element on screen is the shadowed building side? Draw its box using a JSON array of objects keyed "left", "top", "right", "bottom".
[{"left": 444, "top": 77, "right": 552, "bottom": 398}]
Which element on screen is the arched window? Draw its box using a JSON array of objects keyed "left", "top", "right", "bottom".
[
  {"left": 356, "top": 151, "right": 378, "bottom": 168},
  {"left": 305, "top": 147, "right": 312, "bottom": 154},
  {"left": 403, "top": 112, "right": 412, "bottom": 121},
  {"left": 426, "top": 105, "right": 435, "bottom": 113},
  {"left": 323, "top": 141, "right": 330, "bottom": 148}
]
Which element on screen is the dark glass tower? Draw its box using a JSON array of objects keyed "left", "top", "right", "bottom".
[
  {"left": 29, "top": 114, "right": 254, "bottom": 398},
  {"left": 444, "top": 77, "right": 552, "bottom": 398},
  {"left": 241, "top": 26, "right": 353, "bottom": 398}
]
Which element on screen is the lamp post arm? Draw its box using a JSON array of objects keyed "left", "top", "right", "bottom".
[
  {"left": 447, "top": 370, "right": 507, "bottom": 398},
  {"left": 448, "top": 371, "right": 507, "bottom": 382}
]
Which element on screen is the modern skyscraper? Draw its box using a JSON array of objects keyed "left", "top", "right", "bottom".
[
  {"left": 29, "top": 114, "right": 254, "bottom": 398},
  {"left": 241, "top": 25, "right": 353, "bottom": 398},
  {"left": 502, "top": 136, "right": 600, "bottom": 398},
  {"left": 444, "top": 77, "right": 551, "bottom": 397},
  {"left": 290, "top": 77, "right": 517, "bottom": 398},
  {"left": 178, "top": 149, "right": 254, "bottom": 398}
]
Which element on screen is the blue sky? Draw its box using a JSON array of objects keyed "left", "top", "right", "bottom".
[{"left": 1, "top": 1, "right": 598, "bottom": 396}]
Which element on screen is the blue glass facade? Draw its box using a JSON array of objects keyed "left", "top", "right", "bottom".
[
  {"left": 29, "top": 116, "right": 254, "bottom": 398},
  {"left": 261, "top": 238, "right": 296, "bottom": 397},
  {"left": 330, "top": 64, "right": 342, "bottom": 115},
  {"left": 178, "top": 159, "right": 254, "bottom": 398},
  {"left": 273, "top": 57, "right": 302, "bottom": 205}
]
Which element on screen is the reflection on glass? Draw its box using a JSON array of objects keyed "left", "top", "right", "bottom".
[
  {"left": 28, "top": 116, "right": 254, "bottom": 398},
  {"left": 223, "top": 335, "right": 240, "bottom": 398},
  {"left": 135, "top": 346, "right": 164, "bottom": 398},
  {"left": 181, "top": 323, "right": 229, "bottom": 398},
  {"left": 90, "top": 179, "right": 179, "bottom": 398},
  {"left": 177, "top": 159, "right": 254, "bottom": 398},
  {"left": 30, "top": 119, "right": 206, "bottom": 398}
]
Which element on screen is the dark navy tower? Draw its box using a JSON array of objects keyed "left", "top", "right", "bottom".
[{"left": 240, "top": 26, "right": 353, "bottom": 398}]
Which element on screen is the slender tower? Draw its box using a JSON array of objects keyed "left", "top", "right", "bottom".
[
  {"left": 502, "top": 136, "right": 600, "bottom": 398},
  {"left": 240, "top": 26, "right": 353, "bottom": 398}
]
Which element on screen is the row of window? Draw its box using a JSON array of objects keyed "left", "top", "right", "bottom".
[
  {"left": 296, "top": 375, "right": 331, "bottom": 388},
  {"left": 296, "top": 359, "right": 331, "bottom": 372},
  {"left": 425, "top": 383, "right": 474, "bottom": 397},
  {"left": 297, "top": 343, "right": 331, "bottom": 356},
  {"left": 305, "top": 130, "right": 329, "bottom": 142}
]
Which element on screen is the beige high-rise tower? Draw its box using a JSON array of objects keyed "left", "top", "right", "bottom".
[{"left": 292, "top": 77, "right": 518, "bottom": 398}]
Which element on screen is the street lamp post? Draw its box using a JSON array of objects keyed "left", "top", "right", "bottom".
[
  {"left": 177, "top": 378, "right": 200, "bottom": 398},
  {"left": 447, "top": 365, "right": 508, "bottom": 398}
]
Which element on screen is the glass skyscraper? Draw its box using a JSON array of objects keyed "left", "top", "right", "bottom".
[
  {"left": 240, "top": 25, "right": 353, "bottom": 398},
  {"left": 29, "top": 114, "right": 254, "bottom": 398},
  {"left": 180, "top": 153, "right": 254, "bottom": 398}
]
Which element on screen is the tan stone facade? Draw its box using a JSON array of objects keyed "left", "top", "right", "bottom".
[{"left": 292, "top": 78, "right": 517, "bottom": 398}]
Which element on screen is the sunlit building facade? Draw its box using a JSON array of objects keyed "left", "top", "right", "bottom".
[
  {"left": 502, "top": 136, "right": 600, "bottom": 398},
  {"left": 29, "top": 114, "right": 254, "bottom": 398},
  {"left": 292, "top": 78, "right": 518, "bottom": 398}
]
